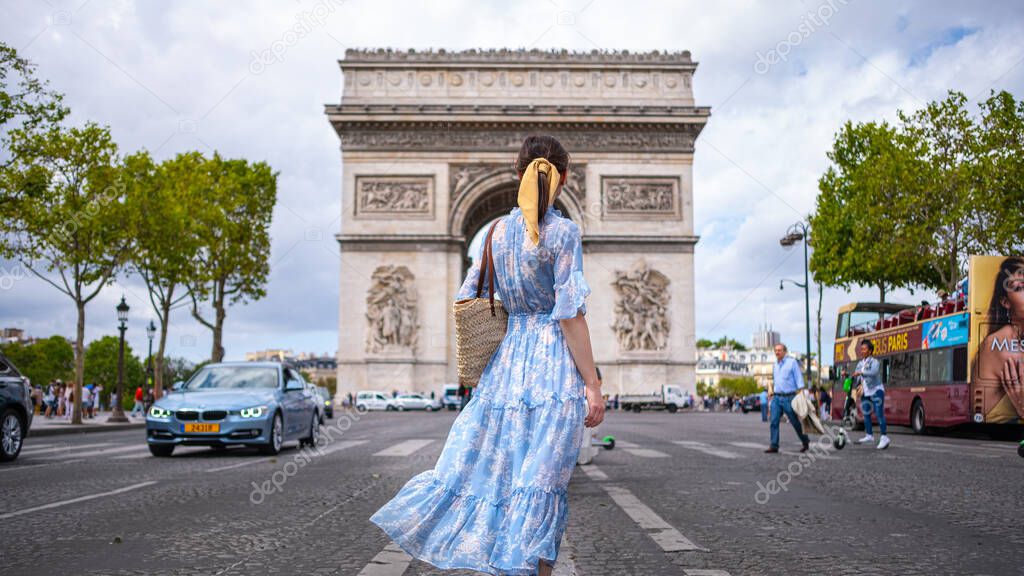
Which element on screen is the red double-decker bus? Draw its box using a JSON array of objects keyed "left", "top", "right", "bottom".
[{"left": 830, "top": 256, "right": 1024, "bottom": 435}]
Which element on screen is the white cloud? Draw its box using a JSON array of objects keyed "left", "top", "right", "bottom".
[{"left": 1, "top": 0, "right": 1022, "bottom": 365}]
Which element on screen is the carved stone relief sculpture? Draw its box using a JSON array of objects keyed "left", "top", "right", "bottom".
[
  {"left": 601, "top": 176, "right": 681, "bottom": 219},
  {"left": 366, "top": 265, "right": 419, "bottom": 354},
  {"left": 611, "top": 261, "right": 671, "bottom": 351},
  {"left": 355, "top": 176, "right": 434, "bottom": 219}
]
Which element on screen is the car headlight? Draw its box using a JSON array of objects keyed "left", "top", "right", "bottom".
[
  {"left": 324, "top": 400, "right": 330, "bottom": 406},
  {"left": 149, "top": 406, "right": 172, "bottom": 418},
  {"left": 240, "top": 406, "right": 268, "bottom": 418}
]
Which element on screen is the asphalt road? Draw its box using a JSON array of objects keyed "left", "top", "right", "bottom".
[{"left": 1, "top": 410, "right": 1021, "bottom": 576}]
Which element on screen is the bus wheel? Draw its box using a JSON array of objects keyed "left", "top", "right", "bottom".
[
  {"left": 910, "top": 400, "right": 926, "bottom": 435},
  {"left": 1018, "top": 441, "right": 1024, "bottom": 458}
]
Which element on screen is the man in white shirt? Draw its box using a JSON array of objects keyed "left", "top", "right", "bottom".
[{"left": 852, "top": 340, "right": 890, "bottom": 449}]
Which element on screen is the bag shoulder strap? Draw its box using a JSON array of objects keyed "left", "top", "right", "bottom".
[{"left": 474, "top": 218, "right": 503, "bottom": 315}]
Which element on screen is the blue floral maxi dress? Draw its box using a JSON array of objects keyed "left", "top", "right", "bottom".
[{"left": 370, "top": 207, "right": 591, "bottom": 575}]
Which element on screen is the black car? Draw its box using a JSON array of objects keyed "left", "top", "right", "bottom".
[
  {"left": 740, "top": 394, "right": 763, "bottom": 414},
  {"left": 0, "top": 352, "right": 33, "bottom": 462},
  {"left": 316, "top": 386, "right": 334, "bottom": 419}
]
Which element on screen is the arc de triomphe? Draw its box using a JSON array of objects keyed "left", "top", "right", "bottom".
[{"left": 326, "top": 48, "right": 709, "bottom": 398}]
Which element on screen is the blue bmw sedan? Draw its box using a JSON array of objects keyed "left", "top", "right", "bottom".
[{"left": 146, "top": 362, "right": 320, "bottom": 457}]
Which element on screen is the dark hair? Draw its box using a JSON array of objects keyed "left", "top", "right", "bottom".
[
  {"left": 515, "top": 135, "right": 570, "bottom": 224},
  {"left": 986, "top": 256, "right": 1024, "bottom": 329},
  {"left": 859, "top": 340, "right": 874, "bottom": 353}
]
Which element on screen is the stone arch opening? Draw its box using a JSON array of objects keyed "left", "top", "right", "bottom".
[{"left": 458, "top": 182, "right": 574, "bottom": 275}]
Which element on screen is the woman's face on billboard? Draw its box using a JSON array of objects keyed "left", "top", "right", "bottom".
[{"left": 1000, "top": 264, "right": 1024, "bottom": 321}]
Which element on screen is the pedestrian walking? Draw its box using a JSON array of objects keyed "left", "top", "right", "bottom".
[
  {"left": 43, "top": 383, "right": 56, "bottom": 418},
  {"left": 853, "top": 341, "right": 890, "bottom": 449},
  {"left": 81, "top": 384, "right": 93, "bottom": 419},
  {"left": 94, "top": 384, "right": 104, "bottom": 413},
  {"left": 759, "top": 387, "right": 769, "bottom": 422},
  {"left": 130, "top": 386, "right": 145, "bottom": 418},
  {"left": 766, "top": 343, "right": 810, "bottom": 453},
  {"left": 820, "top": 386, "right": 832, "bottom": 421},
  {"left": 370, "top": 135, "right": 603, "bottom": 576}
]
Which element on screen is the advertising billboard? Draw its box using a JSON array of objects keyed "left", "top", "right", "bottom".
[{"left": 967, "top": 255, "right": 1024, "bottom": 424}]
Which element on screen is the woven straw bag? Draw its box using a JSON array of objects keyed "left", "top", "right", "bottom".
[{"left": 453, "top": 219, "right": 508, "bottom": 387}]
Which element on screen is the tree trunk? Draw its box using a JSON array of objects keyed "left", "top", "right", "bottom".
[
  {"left": 212, "top": 279, "right": 226, "bottom": 362},
  {"left": 816, "top": 281, "right": 823, "bottom": 389},
  {"left": 155, "top": 299, "right": 171, "bottom": 399},
  {"left": 878, "top": 282, "right": 886, "bottom": 303},
  {"left": 72, "top": 300, "right": 85, "bottom": 425}
]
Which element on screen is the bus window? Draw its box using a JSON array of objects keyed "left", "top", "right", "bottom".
[
  {"left": 836, "top": 312, "right": 850, "bottom": 339},
  {"left": 929, "top": 348, "right": 951, "bottom": 382},
  {"left": 919, "top": 353, "right": 930, "bottom": 383},
  {"left": 952, "top": 347, "right": 967, "bottom": 382},
  {"left": 881, "top": 358, "right": 890, "bottom": 384},
  {"left": 890, "top": 353, "right": 915, "bottom": 384}
]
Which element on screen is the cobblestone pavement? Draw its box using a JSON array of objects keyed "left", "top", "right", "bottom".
[{"left": 1, "top": 409, "right": 1021, "bottom": 575}]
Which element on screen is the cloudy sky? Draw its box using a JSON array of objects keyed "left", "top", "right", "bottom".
[{"left": 1, "top": 0, "right": 1022, "bottom": 365}]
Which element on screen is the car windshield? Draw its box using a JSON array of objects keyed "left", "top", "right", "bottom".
[
  {"left": 184, "top": 365, "right": 278, "bottom": 390},
  {"left": 318, "top": 389, "right": 330, "bottom": 399}
]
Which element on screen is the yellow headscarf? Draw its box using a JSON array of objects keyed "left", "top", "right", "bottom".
[{"left": 517, "top": 157, "right": 561, "bottom": 245}]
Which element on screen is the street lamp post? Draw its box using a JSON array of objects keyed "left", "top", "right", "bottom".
[
  {"left": 779, "top": 221, "right": 813, "bottom": 387},
  {"left": 108, "top": 296, "right": 131, "bottom": 423},
  {"left": 146, "top": 319, "right": 156, "bottom": 395}
]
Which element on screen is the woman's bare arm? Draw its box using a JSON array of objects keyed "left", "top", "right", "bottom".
[{"left": 560, "top": 312, "right": 604, "bottom": 427}]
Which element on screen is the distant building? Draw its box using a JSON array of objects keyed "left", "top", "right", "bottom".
[
  {"left": 752, "top": 323, "right": 781, "bottom": 350},
  {"left": 1, "top": 327, "right": 28, "bottom": 344},
  {"left": 245, "top": 349, "right": 293, "bottom": 362},
  {"left": 245, "top": 349, "right": 337, "bottom": 386}
]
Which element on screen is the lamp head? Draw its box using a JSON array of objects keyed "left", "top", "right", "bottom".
[{"left": 116, "top": 296, "right": 130, "bottom": 324}]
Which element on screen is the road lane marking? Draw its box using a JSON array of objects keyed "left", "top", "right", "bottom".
[
  {"left": 611, "top": 439, "right": 670, "bottom": 458},
  {"left": 580, "top": 464, "right": 608, "bottom": 481},
  {"left": 603, "top": 484, "right": 707, "bottom": 552},
  {"left": 674, "top": 441, "right": 742, "bottom": 459},
  {"left": 316, "top": 440, "right": 368, "bottom": 457},
  {"left": 730, "top": 441, "right": 837, "bottom": 460},
  {"left": 373, "top": 439, "right": 434, "bottom": 457},
  {"left": 0, "top": 481, "right": 157, "bottom": 520},
  {"left": 0, "top": 459, "right": 84, "bottom": 473},
  {"left": 357, "top": 542, "right": 412, "bottom": 576},
  {"left": 729, "top": 442, "right": 767, "bottom": 450},
  {"left": 625, "top": 448, "right": 670, "bottom": 458},
  {"left": 38, "top": 444, "right": 150, "bottom": 460},
  {"left": 686, "top": 570, "right": 733, "bottom": 575},
  {"left": 19, "top": 442, "right": 113, "bottom": 456},
  {"left": 20, "top": 442, "right": 58, "bottom": 449},
  {"left": 206, "top": 458, "right": 273, "bottom": 473},
  {"left": 897, "top": 444, "right": 1000, "bottom": 458}
]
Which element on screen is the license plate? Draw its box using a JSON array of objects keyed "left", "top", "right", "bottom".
[{"left": 183, "top": 423, "right": 220, "bottom": 433}]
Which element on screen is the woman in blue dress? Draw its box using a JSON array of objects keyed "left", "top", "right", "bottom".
[{"left": 370, "top": 135, "right": 605, "bottom": 575}]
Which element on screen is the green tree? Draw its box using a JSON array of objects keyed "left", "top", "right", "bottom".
[
  {"left": 695, "top": 338, "right": 714, "bottom": 349},
  {"left": 188, "top": 154, "right": 277, "bottom": 362},
  {"left": 810, "top": 120, "right": 936, "bottom": 300},
  {"left": 1, "top": 123, "right": 131, "bottom": 423},
  {"left": 83, "top": 335, "right": 145, "bottom": 400},
  {"left": 976, "top": 91, "right": 1024, "bottom": 255},
  {"left": 812, "top": 90, "right": 1024, "bottom": 297},
  {"left": 0, "top": 335, "right": 74, "bottom": 386},
  {"left": 717, "top": 376, "right": 759, "bottom": 397},
  {"left": 713, "top": 336, "right": 747, "bottom": 351},
  {"left": 125, "top": 151, "right": 205, "bottom": 398},
  {"left": 0, "top": 42, "right": 67, "bottom": 181}
]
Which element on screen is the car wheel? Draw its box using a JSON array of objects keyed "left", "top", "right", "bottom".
[
  {"left": 260, "top": 412, "right": 284, "bottom": 455},
  {"left": 387, "top": 405, "right": 397, "bottom": 412},
  {"left": 742, "top": 407, "right": 749, "bottom": 414},
  {"left": 1, "top": 408, "right": 25, "bottom": 462},
  {"left": 666, "top": 403, "right": 678, "bottom": 414},
  {"left": 301, "top": 414, "right": 320, "bottom": 448},
  {"left": 910, "top": 400, "right": 926, "bottom": 435},
  {"left": 148, "top": 444, "right": 175, "bottom": 457},
  {"left": 632, "top": 405, "right": 642, "bottom": 413}
]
